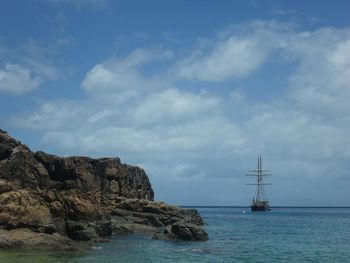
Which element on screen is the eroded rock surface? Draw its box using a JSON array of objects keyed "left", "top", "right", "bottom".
[
  {"left": 0, "top": 129, "right": 208, "bottom": 250},
  {"left": 110, "top": 198, "right": 208, "bottom": 241}
]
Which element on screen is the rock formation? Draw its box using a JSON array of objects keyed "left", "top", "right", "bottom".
[{"left": 0, "top": 129, "right": 208, "bottom": 250}]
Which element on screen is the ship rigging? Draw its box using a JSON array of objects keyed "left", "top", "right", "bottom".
[{"left": 246, "top": 156, "right": 272, "bottom": 211}]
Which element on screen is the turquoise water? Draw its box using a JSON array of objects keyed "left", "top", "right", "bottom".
[{"left": 1, "top": 207, "right": 350, "bottom": 262}]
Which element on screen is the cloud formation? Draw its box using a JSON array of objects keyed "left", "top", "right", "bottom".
[
  {"left": 175, "top": 21, "right": 290, "bottom": 82},
  {"left": 0, "top": 41, "right": 59, "bottom": 95},
  {"left": 0, "top": 63, "right": 41, "bottom": 94},
  {"left": 82, "top": 48, "right": 173, "bottom": 102},
  {"left": 11, "top": 21, "right": 350, "bottom": 205}
]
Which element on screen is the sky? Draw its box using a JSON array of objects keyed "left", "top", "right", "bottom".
[{"left": 1, "top": 0, "right": 350, "bottom": 206}]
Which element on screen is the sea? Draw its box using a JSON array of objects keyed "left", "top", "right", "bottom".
[{"left": 1, "top": 207, "right": 350, "bottom": 262}]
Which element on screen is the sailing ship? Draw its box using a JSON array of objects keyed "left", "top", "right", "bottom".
[{"left": 246, "top": 156, "right": 271, "bottom": 211}]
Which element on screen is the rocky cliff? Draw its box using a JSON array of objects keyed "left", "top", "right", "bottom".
[{"left": 0, "top": 129, "right": 208, "bottom": 250}]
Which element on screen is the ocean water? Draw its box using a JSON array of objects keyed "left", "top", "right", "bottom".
[{"left": 1, "top": 207, "right": 350, "bottom": 262}]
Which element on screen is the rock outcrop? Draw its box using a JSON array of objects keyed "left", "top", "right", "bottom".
[
  {"left": 110, "top": 198, "right": 208, "bottom": 241},
  {"left": 0, "top": 129, "right": 208, "bottom": 250}
]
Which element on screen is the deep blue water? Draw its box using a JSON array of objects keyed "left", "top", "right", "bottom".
[{"left": 1, "top": 207, "right": 350, "bottom": 262}]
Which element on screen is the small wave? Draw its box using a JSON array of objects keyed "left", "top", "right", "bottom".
[
  {"left": 175, "top": 247, "right": 214, "bottom": 254},
  {"left": 92, "top": 246, "right": 102, "bottom": 250},
  {"left": 191, "top": 248, "right": 212, "bottom": 254}
]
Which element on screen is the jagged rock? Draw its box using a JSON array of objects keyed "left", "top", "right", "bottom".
[
  {"left": 170, "top": 222, "right": 209, "bottom": 241},
  {"left": 109, "top": 198, "right": 208, "bottom": 241},
  {"left": 0, "top": 129, "right": 208, "bottom": 250}
]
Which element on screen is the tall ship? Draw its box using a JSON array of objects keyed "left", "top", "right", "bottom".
[{"left": 246, "top": 156, "right": 271, "bottom": 211}]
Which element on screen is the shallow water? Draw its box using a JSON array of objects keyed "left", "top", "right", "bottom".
[{"left": 1, "top": 207, "right": 350, "bottom": 262}]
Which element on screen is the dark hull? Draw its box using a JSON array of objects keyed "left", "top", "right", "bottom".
[{"left": 251, "top": 205, "right": 271, "bottom": 211}]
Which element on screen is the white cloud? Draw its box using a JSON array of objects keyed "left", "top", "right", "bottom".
[
  {"left": 24, "top": 58, "right": 58, "bottom": 81},
  {"left": 176, "top": 37, "right": 267, "bottom": 81},
  {"left": 13, "top": 89, "right": 242, "bottom": 155},
  {"left": 81, "top": 48, "right": 173, "bottom": 103},
  {"left": 286, "top": 28, "right": 350, "bottom": 116},
  {"left": 12, "top": 101, "right": 90, "bottom": 129},
  {"left": 175, "top": 21, "right": 290, "bottom": 82},
  {"left": 0, "top": 40, "right": 59, "bottom": 95},
  {"left": 40, "top": 116, "right": 244, "bottom": 156},
  {"left": 131, "top": 89, "right": 219, "bottom": 126},
  {"left": 0, "top": 63, "right": 41, "bottom": 95}
]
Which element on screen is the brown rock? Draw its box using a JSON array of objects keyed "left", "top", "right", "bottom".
[
  {"left": 0, "top": 129, "right": 208, "bottom": 250},
  {"left": 170, "top": 222, "right": 209, "bottom": 241}
]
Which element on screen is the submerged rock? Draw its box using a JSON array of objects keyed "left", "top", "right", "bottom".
[{"left": 0, "top": 129, "right": 208, "bottom": 250}]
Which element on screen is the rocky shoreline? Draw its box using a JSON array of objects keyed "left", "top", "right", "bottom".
[{"left": 0, "top": 129, "right": 208, "bottom": 250}]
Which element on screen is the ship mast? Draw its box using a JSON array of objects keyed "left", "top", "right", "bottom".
[{"left": 246, "top": 155, "right": 271, "bottom": 202}]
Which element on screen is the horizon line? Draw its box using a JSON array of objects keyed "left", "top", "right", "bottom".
[{"left": 180, "top": 205, "right": 350, "bottom": 208}]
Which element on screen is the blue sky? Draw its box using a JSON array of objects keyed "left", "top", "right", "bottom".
[{"left": 1, "top": 0, "right": 350, "bottom": 206}]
